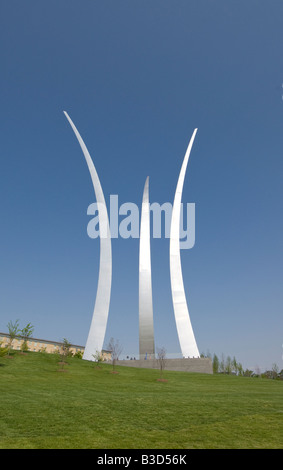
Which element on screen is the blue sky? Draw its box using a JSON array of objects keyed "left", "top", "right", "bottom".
[{"left": 0, "top": 1, "right": 282, "bottom": 371}]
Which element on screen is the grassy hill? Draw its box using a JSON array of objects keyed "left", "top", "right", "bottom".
[{"left": 0, "top": 351, "right": 282, "bottom": 449}]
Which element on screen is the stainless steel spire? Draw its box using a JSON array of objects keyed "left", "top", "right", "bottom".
[
  {"left": 170, "top": 129, "right": 200, "bottom": 358},
  {"left": 64, "top": 111, "right": 112, "bottom": 361},
  {"left": 139, "top": 176, "right": 155, "bottom": 359}
]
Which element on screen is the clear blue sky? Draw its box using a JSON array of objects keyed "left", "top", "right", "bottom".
[{"left": 0, "top": 1, "right": 282, "bottom": 371}]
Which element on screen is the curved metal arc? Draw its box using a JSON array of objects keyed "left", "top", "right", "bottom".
[
  {"left": 139, "top": 176, "right": 155, "bottom": 358},
  {"left": 64, "top": 111, "right": 112, "bottom": 360},
  {"left": 170, "top": 129, "right": 200, "bottom": 358}
]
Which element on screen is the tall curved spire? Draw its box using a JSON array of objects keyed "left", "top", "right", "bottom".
[
  {"left": 64, "top": 111, "right": 112, "bottom": 361},
  {"left": 170, "top": 129, "right": 200, "bottom": 358},
  {"left": 139, "top": 176, "right": 155, "bottom": 359}
]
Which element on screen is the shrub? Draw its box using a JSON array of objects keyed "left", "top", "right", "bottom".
[{"left": 74, "top": 350, "right": 83, "bottom": 359}]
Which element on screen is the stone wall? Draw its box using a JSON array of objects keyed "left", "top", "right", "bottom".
[{"left": 116, "top": 357, "right": 213, "bottom": 374}]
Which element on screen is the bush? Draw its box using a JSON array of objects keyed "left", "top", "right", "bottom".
[
  {"left": 0, "top": 343, "right": 9, "bottom": 358},
  {"left": 74, "top": 350, "right": 83, "bottom": 359}
]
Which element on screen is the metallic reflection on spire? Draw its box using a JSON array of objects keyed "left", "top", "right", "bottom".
[
  {"left": 170, "top": 129, "right": 200, "bottom": 358},
  {"left": 139, "top": 176, "right": 155, "bottom": 358},
  {"left": 64, "top": 111, "right": 112, "bottom": 361}
]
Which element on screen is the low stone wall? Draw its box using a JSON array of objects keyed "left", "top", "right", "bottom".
[{"left": 116, "top": 357, "right": 213, "bottom": 374}]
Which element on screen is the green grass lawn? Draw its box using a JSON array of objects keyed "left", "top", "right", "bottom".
[{"left": 0, "top": 351, "right": 282, "bottom": 449}]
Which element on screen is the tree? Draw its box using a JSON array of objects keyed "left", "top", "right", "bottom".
[
  {"left": 254, "top": 365, "right": 261, "bottom": 377},
  {"left": 237, "top": 362, "right": 243, "bottom": 376},
  {"left": 20, "top": 322, "right": 34, "bottom": 353},
  {"left": 57, "top": 338, "right": 72, "bottom": 371},
  {"left": 271, "top": 363, "right": 279, "bottom": 379},
  {"left": 107, "top": 337, "right": 123, "bottom": 372},
  {"left": 92, "top": 350, "right": 104, "bottom": 368},
  {"left": 219, "top": 353, "right": 225, "bottom": 373},
  {"left": 61, "top": 338, "right": 72, "bottom": 360},
  {"left": 225, "top": 355, "right": 232, "bottom": 374},
  {"left": 7, "top": 319, "right": 20, "bottom": 354},
  {"left": 156, "top": 347, "right": 167, "bottom": 380},
  {"left": 232, "top": 356, "right": 238, "bottom": 374},
  {"left": 212, "top": 354, "right": 219, "bottom": 374}
]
